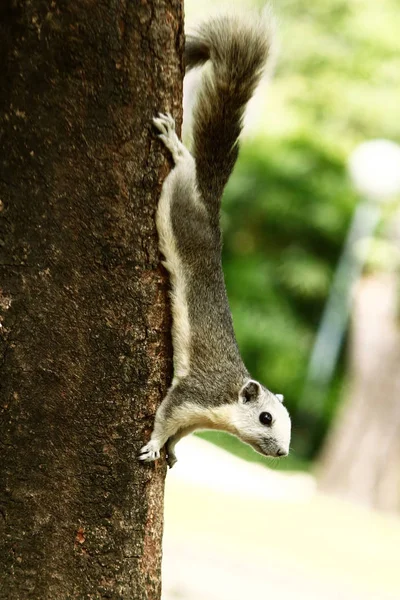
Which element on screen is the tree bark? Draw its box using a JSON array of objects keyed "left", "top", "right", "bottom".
[
  {"left": 0, "top": 1, "right": 183, "bottom": 598},
  {"left": 318, "top": 273, "right": 400, "bottom": 512}
]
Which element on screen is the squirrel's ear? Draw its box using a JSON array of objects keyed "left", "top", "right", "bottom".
[
  {"left": 276, "top": 394, "right": 284, "bottom": 403},
  {"left": 239, "top": 380, "right": 261, "bottom": 404}
]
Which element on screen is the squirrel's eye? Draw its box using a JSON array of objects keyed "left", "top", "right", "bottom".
[{"left": 259, "top": 412, "right": 273, "bottom": 426}]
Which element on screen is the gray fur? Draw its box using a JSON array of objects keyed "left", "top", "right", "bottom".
[
  {"left": 139, "top": 12, "right": 291, "bottom": 467},
  {"left": 169, "top": 178, "right": 247, "bottom": 394},
  {"left": 186, "top": 14, "right": 271, "bottom": 223}
]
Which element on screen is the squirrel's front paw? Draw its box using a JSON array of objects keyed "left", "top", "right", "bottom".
[
  {"left": 166, "top": 452, "right": 177, "bottom": 469},
  {"left": 139, "top": 440, "right": 161, "bottom": 463}
]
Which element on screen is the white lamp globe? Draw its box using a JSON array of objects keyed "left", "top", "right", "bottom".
[{"left": 348, "top": 139, "right": 400, "bottom": 202}]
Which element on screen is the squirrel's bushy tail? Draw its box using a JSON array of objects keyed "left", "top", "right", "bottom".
[{"left": 185, "top": 12, "right": 273, "bottom": 220}]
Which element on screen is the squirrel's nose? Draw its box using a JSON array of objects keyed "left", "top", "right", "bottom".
[{"left": 276, "top": 448, "right": 288, "bottom": 457}]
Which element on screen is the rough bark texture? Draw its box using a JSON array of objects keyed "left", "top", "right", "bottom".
[
  {"left": 0, "top": 1, "right": 183, "bottom": 598},
  {"left": 318, "top": 273, "right": 400, "bottom": 512}
]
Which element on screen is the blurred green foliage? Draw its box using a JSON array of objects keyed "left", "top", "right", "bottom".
[{"left": 194, "top": 0, "right": 400, "bottom": 467}]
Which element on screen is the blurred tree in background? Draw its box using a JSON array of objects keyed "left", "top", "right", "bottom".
[{"left": 194, "top": 0, "right": 400, "bottom": 467}]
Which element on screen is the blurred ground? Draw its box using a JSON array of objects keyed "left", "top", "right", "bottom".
[{"left": 162, "top": 438, "right": 400, "bottom": 600}]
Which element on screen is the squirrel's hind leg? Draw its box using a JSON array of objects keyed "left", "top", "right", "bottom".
[
  {"left": 153, "top": 113, "right": 202, "bottom": 381},
  {"left": 153, "top": 113, "right": 190, "bottom": 164}
]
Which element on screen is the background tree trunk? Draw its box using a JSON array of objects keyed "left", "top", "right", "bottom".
[
  {"left": 0, "top": 1, "right": 183, "bottom": 598},
  {"left": 318, "top": 272, "right": 400, "bottom": 512}
]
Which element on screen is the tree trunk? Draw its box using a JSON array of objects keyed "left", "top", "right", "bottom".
[
  {"left": 318, "top": 273, "right": 400, "bottom": 512},
  {"left": 0, "top": 1, "right": 183, "bottom": 598}
]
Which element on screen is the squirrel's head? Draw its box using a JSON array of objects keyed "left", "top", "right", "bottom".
[{"left": 234, "top": 379, "right": 291, "bottom": 458}]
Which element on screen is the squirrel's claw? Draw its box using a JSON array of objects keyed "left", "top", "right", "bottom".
[{"left": 139, "top": 441, "right": 161, "bottom": 462}]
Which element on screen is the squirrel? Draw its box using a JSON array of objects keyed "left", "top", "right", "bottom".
[{"left": 139, "top": 12, "right": 291, "bottom": 468}]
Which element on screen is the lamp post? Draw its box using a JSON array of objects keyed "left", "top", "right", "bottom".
[{"left": 298, "top": 140, "right": 400, "bottom": 437}]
